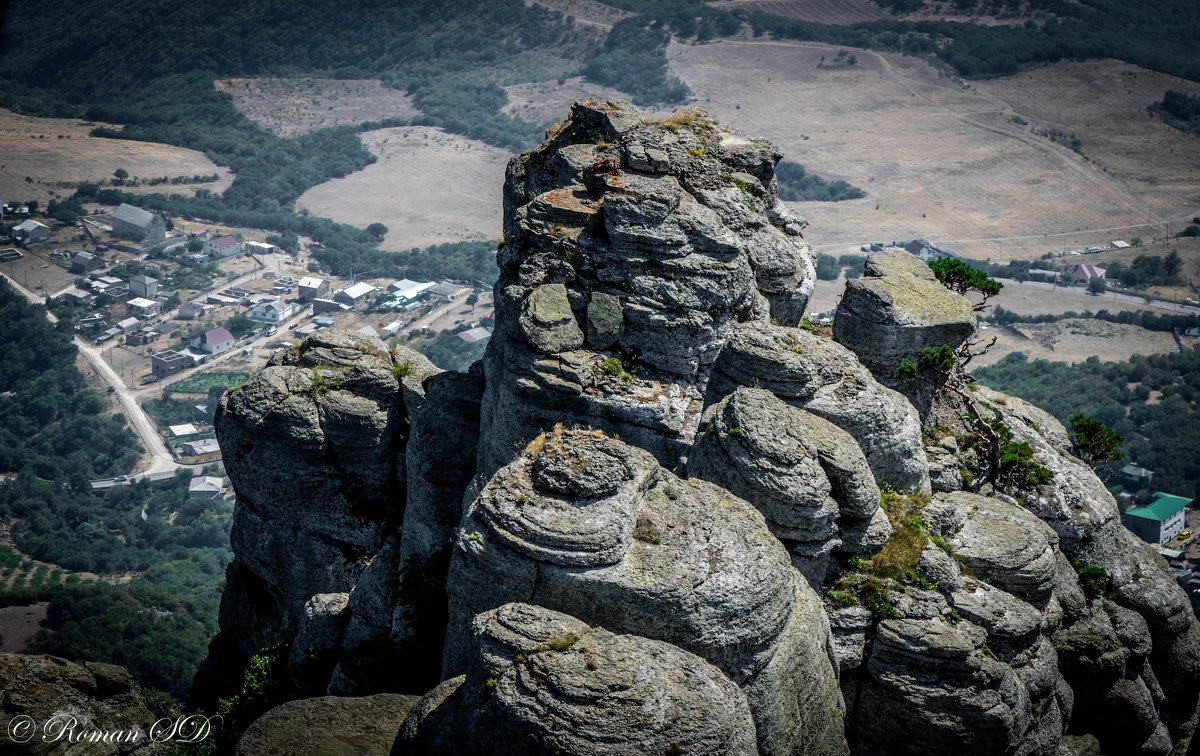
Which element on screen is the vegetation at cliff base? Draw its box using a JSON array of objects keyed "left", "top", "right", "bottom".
[
  {"left": 973, "top": 350, "right": 1200, "bottom": 498},
  {"left": 0, "top": 282, "right": 230, "bottom": 704}
]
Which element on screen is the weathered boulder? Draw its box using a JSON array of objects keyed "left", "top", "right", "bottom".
[
  {"left": 0, "top": 653, "right": 167, "bottom": 755},
  {"left": 708, "top": 320, "right": 930, "bottom": 493},
  {"left": 443, "top": 428, "right": 845, "bottom": 756},
  {"left": 938, "top": 491, "right": 1060, "bottom": 601},
  {"left": 850, "top": 616, "right": 1052, "bottom": 756},
  {"left": 519, "top": 283, "right": 585, "bottom": 353},
  {"left": 396, "top": 603, "right": 759, "bottom": 755},
  {"left": 833, "top": 248, "right": 975, "bottom": 376},
  {"left": 237, "top": 694, "right": 418, "bottom": 756},
  {"left": 478, "top": 99, "right": 817, "bottom": 474},
  {"left": 689, "top": 386, "right": 882, "bottom": 584}
]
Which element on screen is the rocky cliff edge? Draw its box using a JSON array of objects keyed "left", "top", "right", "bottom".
[{"left": 200, "top": 101, "right": 1200, "bottom": 756}]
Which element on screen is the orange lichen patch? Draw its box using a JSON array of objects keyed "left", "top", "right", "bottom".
[
  {"left": 537, "top": 188, "right": 600, "bottom": 224},
  {"left": 583, "top": 158, "right": 625, "bottom": 193}
]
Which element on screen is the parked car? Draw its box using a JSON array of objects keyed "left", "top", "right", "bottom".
[{"left": 113, "top": 475, "right": 129, "bottom": 482}]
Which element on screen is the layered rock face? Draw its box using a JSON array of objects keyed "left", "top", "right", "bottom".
[
  {"left": 0, "top": 653, "right": 169, "bottom": 756},
  {"left": 206, "top": 102, "right": 1200, "bottom": 756}
]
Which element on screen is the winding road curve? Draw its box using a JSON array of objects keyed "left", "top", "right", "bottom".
[{"left": 2, "top": 255, "right": 294, "bottom": 485}]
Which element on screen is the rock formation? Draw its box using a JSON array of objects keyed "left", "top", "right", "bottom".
[
  {"left": 202, "top": 101, "right": 1200, "bottom": 755},
  {"left": 0, "top": 653, "right": 170, "bottom": 755}
]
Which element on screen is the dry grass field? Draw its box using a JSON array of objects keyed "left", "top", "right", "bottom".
[
  {"left": 809, "top": 275, "right": 1184, "bottom": 368},
  {"left": 666, "top": 39, "right": 1200, "bottom": 263},
  {"left": 214, "top": 78, "right": 420, "bottom": 137},
  {"left": 296, "top": 126, "right": 512, "bottom": 249},
  {"left": 971, "top": 318, "right": 1180, "bottom": 367},
  {"left": 0, "top": 109, "right": 233, "bottom": 205},
  {"left": 504, "top": 75, "right": 631, "bottom": 124}
]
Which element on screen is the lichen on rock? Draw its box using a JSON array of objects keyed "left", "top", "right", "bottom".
[{"left": 198, "top": 101, "right": 1200, "bottom": 756}]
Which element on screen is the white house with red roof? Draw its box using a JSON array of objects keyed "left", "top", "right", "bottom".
[
  {"left": 191, "top": 326, "right": 235, "bottom": 355},
  {"left": 203, "top": 235, "right": 243, "bottom": 260}
]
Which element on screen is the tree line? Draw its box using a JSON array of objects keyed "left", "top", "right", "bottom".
[{"left": 973, "top": 349, "right": 1200, "bottom": 499}]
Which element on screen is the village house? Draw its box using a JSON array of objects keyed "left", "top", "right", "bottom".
[
  {"left": 177, "top": 301, "right": 211, "bottom": 320},
  {"left": 1068, "top": 264, "right": 1106, "bottom": 281},
  {"left": 151, "top": 350, "right": 193, "bottom": 378},
  {"left": 188, "top": 476, "right": 225, "bottom": 500},
  {"left": 1123, "top": 492, "right": 1192, "bottom": 545},
  {"left": 70, "top": 251, "right": 106, "bottom": 274},
  {"left": 333, "top": 282, "right": 378, "bottom": 307},
  {"left": 203, "top": 235, "right": 242, "bottom": 260},
  {"left": 297, "top": 276, "right": 330, "bottom": 302},
  {"left": 389, "top": 279, "right": 436, "bottom": 302},
  {"left": 182, "top": 439, "right": 221, "bottom": 457},
  {"left": 126, "top": 297, "right": 159, "bottom": 319},
  {"left": 424, "top": 281, "right": 469, "bottom": 303},
  {"left": 169, "top": 424, "right": 200, "bottom": 438},
  {"left": 130, "top": 274, "right": 158, "bottom": 299},
  {"left": 111, "top": 203, "right": 167, "bottom": 242},
  {"left": 190, "top": 326, "right": 235, "bottom": 355},
  {"left": 250, "top": 298, "right": 301, "bottom": 324},
  {"left": 457, "top": 326, "right": 493, "bottom": 344},
  {"left": 13, "top": 219, "right": 50, "bottom": 244},
  {"left": 244, "top": 240, "right": 278, "bottom": 255}
]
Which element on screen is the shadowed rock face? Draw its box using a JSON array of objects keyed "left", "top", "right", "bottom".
[
  {"left": 0, "top": 654, "right": 166, "bottom": 756},
  {"left": 203, "top": 102, "right": 1200, "bottom": 756},
  {"left": 396, "top": 603, "right": 760, "bottom": 755}
]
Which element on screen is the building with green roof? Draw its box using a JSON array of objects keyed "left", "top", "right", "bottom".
[{"left": 1123, "top": 492, "right": 1193, "bottom": 545}]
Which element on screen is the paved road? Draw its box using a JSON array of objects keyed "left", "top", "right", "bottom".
[{"left": 2, "top": 270, "right": 196, "bottom": 484}]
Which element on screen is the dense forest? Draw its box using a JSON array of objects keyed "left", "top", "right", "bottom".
[
  {"left": 0, "top": 282, "right": 230, "bottom": 702},
  {"left": 599, "top": 0, "right": 1200, "bottom": 82},
  {"left": 0, "top": 472, "right": 231, "bottom": 702},
  {"left": 0, "top": 280, "right": 141, "bottom": 480},
  {"left": 974, "top": 350, "right": 1200, "bottom": 499},
  {"left": 983, "top": 306, "right": 1200, "bottom": 333}
]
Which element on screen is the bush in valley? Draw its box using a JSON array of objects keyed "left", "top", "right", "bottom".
[
  {"left": 1149, "top": 90, "right": 1200, "bottom": 138},
  {"left": 775, "top": 161, "right": 866, "bottom": 202},
  {"left": 983, "top": 305, "right": 1200, "bottom": 334},
  {"left": 582, "top": 16, "right": 690, "bottom": 106}
]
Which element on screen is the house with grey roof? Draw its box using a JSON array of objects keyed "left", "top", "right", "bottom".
[
  {"left": 111, "top": 203, "right": 167, "bottom": 241},
  {"left": 130, "top": 274, "right": 158, "bottom": 298},
  {"left": 13, "top": 219, "right": 50, "bottom": 244}
]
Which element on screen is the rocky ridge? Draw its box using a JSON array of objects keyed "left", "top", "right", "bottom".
[{"left": 200, "top": 101, "right": 1200, "bottom": 755}]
